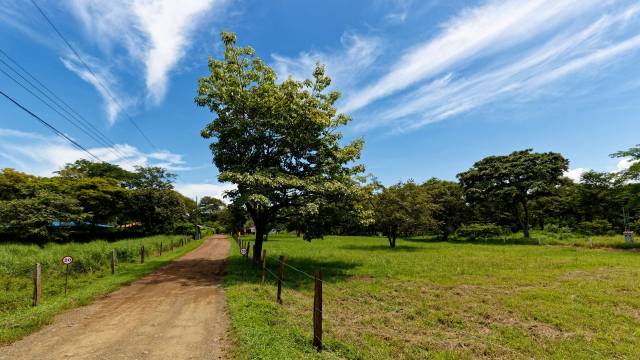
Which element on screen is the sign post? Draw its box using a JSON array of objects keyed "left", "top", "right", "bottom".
[{"left": 61, "top": 256, "right": 73, "bottom": 295}]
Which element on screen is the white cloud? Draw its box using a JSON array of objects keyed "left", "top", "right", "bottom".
[
  {"left": 0, "top": 128, "right": 187, "bottom": 176},
  {"left": 342, "top": 0, "right": 605, "bottom": 113},
  {"left": 356, "top": 3, "right": 640, "bottom": 132},
  {"left": 564, "top": 157, "right": 638, "bottom": 183},
  {"left": 60, "top": 56, "right": 128, "bottom": 125},
  {"left": 272, "top": 32, "right": 382, "bottom": 92},
  {"left": 616, "top": 158, "right": 637, "bottom": 172},
  {"left": 564, "top": 168, "right": 587, "bottom": 182},
  {"left": 67, "top": 0, "right": 225, "bottom": 104},
  {"left": 174, "top": 182, "right": 235, "bottom": 202}
]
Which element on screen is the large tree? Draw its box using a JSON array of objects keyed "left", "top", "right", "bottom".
[
  {"left": 421, "top": 179, "right": 469, "bottom": 240},
  {"left": 457, "top": 149, "right": 568, "bottom": 238},
  {"left": 374, "top": 181, "right": 436, "bottom": 248},
  {"left": 196, "top": 32, "right": 365, "bottom": 260}
]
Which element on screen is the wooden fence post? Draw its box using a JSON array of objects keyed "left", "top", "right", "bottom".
[
  {"left": 313, "top": 271, "right": 323, "bottom": 352},
  {"left": 33, "top": 262, "right": 41, "bottom": 306},
  {"left": 111, "top": 249, "right": 116, "bottom": 274},
  {"left": 159, "top": 242, "right": 163, "bottom": 256},
  {"left": 261, "top": 250, "right": 267, "bottom": 284},
  {"left": 140, "top": 245, "right": 145, "bottom": 264},
  {"left": 277, "top": 255, "right": 285, "bottom": 304}
]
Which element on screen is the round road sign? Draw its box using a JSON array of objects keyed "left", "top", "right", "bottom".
[
  {"left": 240, "top": 248, "right": 247, "bottom": 256},
  {"left": 62, "top": 256, "right": 73, "bottom": 265}
]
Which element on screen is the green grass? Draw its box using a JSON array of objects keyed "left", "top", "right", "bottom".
[
  {"left": 224, "top": 233, "right": 640, "bottom": 359},
  {"left": 437, "top": 229, "right": 639, "bottom": 249},
  {"left": 0, "top": 235, "right": 200, "bottom": 344}
]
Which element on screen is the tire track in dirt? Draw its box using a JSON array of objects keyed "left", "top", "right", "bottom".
[{"left": 0, "top": 235, "right": 231, "bottom": 360}]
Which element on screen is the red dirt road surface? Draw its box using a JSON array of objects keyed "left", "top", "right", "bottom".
[{"left": 0, "top": 235, "right": 231, "bottom": 360}]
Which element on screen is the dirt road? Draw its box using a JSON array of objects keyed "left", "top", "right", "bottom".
[{"left": 0, "top": 235, "right": 231, "bottom": 360}]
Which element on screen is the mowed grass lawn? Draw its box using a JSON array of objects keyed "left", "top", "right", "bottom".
[{"left": 225, "top": 234, "right": 640, "bottom": 359}]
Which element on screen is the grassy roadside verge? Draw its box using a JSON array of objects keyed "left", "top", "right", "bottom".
[
  {"left": 0, "top": 237, "right": 202, "bottom": 344},
  {"left": 224, "top": 234, "right": 640, "bottom": 359}
]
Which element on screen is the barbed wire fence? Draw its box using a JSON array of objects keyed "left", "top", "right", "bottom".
[{"left": 231, "top": 233, "right": 343, "bottom": 355}]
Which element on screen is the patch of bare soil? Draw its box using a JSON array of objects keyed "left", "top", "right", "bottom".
[{"left": 0, "top": 235, "right": 231, "bottom": 360}]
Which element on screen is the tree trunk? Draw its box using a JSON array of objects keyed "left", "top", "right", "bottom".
[
  {"left": 388, "top": 227, "right": 397, "bottom": 248},
  {"left": 522, "top": 200, "right": 530, "bottom": 239},
  {"left": 253, "top": 223, "right": 265, "bottom": 262}
]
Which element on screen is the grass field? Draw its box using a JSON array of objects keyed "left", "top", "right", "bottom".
[
  {"left": 224, "top": 233, "right": 640, "bottom": 359},
  {"left": 0, "top": 235, "right": 200, "bottom": 344}
]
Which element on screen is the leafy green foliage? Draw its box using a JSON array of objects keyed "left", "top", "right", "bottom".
[
  {"left": 0, "top": 164, "right": 197, "bottom": 243},
  {"left": 610, "top": 144, "right": 640, "bottom": 181},
  {"left": 196, "top": 32, "right": 366, "bottom": 259},
  {"left": 374, "top": 181, "right": 436, "bottom": 247},
  {"left": 455, "top": 223, "right": 506, "bottom": 239},
  {"left": 421, "top": 178, "right": 469, "bottom": 240},
  {"left": 576, "top": 219, "right": 613, "bottom": 235},
  {"left": 458, "top": 149, "right": 568, "bottom": 238}
]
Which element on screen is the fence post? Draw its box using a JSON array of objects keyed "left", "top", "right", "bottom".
[
  {"left": 160, "top": 242, "right": 163, "bottom": 256},
  {"left": 277, "top": 255, "right": 285, "bottom": 304},
  {"left": 313, "top": 271, "right": 323, "bottom": 352},
  {"left": 261, "top": 250, "right": 267, "bottom": 284},
  {"left": 33, "top": 262, "right": 41, "bottom": 306},
  {"left": 246, "top": 244, "right": 251, "bottom": 262},
  {"left": 140, "top": 245, "right": 145, "bottom": 264},
  {"left": 111, "top": 249, "right": 116, "bottom": 274}
]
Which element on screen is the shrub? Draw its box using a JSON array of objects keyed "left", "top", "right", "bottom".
[
  {"left": 456, "top": 223, "right": 506, "bottom": 239},
  {"left": 545, "top": 224, "right": 572, "bottom": 234},
  {"left": 630, "top": 219, "right": 640, "bottom": 233},
  {"left": 576, "top": 219, "right": 612, "bottom": 235}
]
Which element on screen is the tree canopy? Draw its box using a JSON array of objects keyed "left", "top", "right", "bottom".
[
  {"left": 457, "top": 149, "right": 568, "bottom": 238},
  {"left": 196, "top": 32, "right": 366, "bottom": 260}
]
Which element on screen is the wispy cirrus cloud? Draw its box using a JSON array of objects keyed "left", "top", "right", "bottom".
[
  {"left": 0, "top": 127, "right": 188, "bottom": 176},
  {"left": 60, "top": 55, "right": 130, "bottom": 125},
  {"left": 271, "top": 32, "right": 382, "bottom": 92},
  {"left": 343, "top": 0, "right": 607, "bottom": 113},
  {"left": 67, "top": 0, "right": 225, "bottom": 105},
  {"left": 359, "top": 4, "right": 640, "bottom": 132}
]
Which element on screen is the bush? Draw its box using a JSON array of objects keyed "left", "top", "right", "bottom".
[
  {"left": 545, "top": 224, "right": 572, "bottom": 234},
  {"left": 630, "top": 219, "right": 640, "bottom": 233},
  {"left": 456, "top": 223, "right": 506, "bottom": 239},
  {"left": 576, "top": 219, "right": 612, "bottom": 235}
]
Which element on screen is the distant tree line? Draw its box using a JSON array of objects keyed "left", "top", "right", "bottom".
[
  {"left": 196, "top": 32, "right": 640, "bottom": 250},
  {"left": 0, "top": 160, "right": 228, "bottom": 244}
]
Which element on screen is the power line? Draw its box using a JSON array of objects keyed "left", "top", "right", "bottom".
[
  {"left": 0, "top": 48, "right": 126, "bottom": 158},
  {"left": 0, "top": 57, "right": 123, "bottom": 159},
  {"left": 30, "top": 0, "right": 158, "bottom": 151},
  {"left": 0, "top": 89, "right": 102, "bottom": 162}
]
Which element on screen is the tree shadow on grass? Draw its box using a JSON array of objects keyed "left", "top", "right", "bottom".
[
  {"left": 339, "top": 244, "right": 421, "bottom": 252},
  {"left": 403, "top": 236, "right": 541, "bottom": 246},
  {"left": 224, "top": 255, "right": 361, "bottom": 290}
]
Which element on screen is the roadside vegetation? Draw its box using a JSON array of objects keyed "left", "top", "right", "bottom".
[
  {"left": 0, "top": 234, "right": 201, "bottom": 344},
  {"left": 226, "top": 234, "right": 640, "bottom": 359}
]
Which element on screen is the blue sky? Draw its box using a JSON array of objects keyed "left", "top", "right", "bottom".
[{"left": 1, "top": 0, "right": 640, "bottom": 199}]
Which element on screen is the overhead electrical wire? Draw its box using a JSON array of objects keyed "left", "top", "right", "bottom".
[
  {"left": 0, "top": 56, "right": 124, "bottom": 159},
  {"left": 30, "top": 0, "right": 158, "bottom": 151},
  {"left": 0, "top": 49, "right": 126, "bottom": 159},
  {"left": 0, "top": 89, "right": 102, "bottom": 162}
]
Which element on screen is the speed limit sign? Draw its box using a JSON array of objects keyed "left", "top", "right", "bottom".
[
  {"left": 240, "top": 248, "right": 247, "bottom": 256},
  {"left": 61, "top": 256, "right": 73, "bottom": 265}
]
